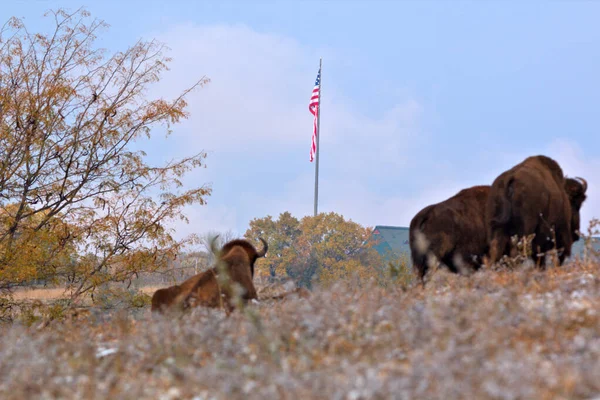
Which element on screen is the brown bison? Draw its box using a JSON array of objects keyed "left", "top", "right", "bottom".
[
  {"left": 151, "top": 237, "right": 268, "bottom": 313},
  {"left": 409, "top": 185, "right": 491, "bottom": 283},
  {"left": 485, "top": 155, "right": 587, "bottom": 267},
  {"left": 150, "top": 285, "right": 183, "bottom": 312}
]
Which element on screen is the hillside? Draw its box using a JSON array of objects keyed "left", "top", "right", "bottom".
[{"left": 0, "top": 259, "right": 599, "bottom": 399}]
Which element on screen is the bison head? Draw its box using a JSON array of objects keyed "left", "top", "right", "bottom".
[
  {"left": 218, "top": 237, "right": 268, "bottom": 277},
  {"left": 565, "top": 176, "right": 588, "bottom": 241}
]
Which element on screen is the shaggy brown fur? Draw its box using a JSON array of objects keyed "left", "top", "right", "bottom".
[
  {"left": 150, "top": 285, "right": 183, "bottom": 312},
  {"left": 218, "top": 238, "right": 267, "bottom": 278},
  {"left": 150, "top": 237, "right": 268, "bottom": 313},
  {"left": 182, "top": 243, "right": 261, "bottom": 312},
  {"left": 486, "top": 155, "right": 587, "bottom": 267},
  {"left": 409, "top": 185, "right": 491, "bottom": 283},
  {"left": 564, "top": 177, "right": 588, "bottom": 243}
]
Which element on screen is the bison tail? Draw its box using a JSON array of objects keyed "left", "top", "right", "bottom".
[
  {"left": 409, "top": 208, "right": 434, "bottom": 282},
  {"left": 490, "top": 178, "right": 514, "bottom": 227},
  {"left": 409, "top": 228, "right": 431, "bottom": 283}
]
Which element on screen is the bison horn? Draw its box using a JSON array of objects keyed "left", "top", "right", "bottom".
[
  {"left": 257, "top": 237, "right": 268, "bottom": 258},
  {"left": 210, "top": 234, "right": 220, "bottom": 256},
  {"left": 576, "top": 177, "right": 588, "bottom": 193}
]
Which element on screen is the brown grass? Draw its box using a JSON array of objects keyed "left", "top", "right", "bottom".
[
  {"left": 10, "top": 287, "right": 71, "bottom": 301},
  {"left": 0, "top": 260, "right": 599, "bottom": 399},
  {"left": 11, "top": 285, "right": 162, "bottom": 302}
]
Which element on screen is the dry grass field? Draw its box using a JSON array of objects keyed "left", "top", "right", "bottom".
[
  {"left": 0, "top": 258, "right": 599, "bottom": 399},
  {"left": 11, "top": 286, "right": 162, "bottom": 301},
  {"left": 10, "top": 288, "right": 71, "bottom": 302}
]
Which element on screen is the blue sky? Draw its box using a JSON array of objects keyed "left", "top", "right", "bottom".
[{"left": 4, "top": 1, "right": 600, "bottom": 240}]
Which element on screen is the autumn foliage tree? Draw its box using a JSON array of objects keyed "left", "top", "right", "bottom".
[
  {"left": 0, "top": 203, "right": 77, "bottom": 286},
  {"left": 0, "top": 8, "right": 211, "bottom": 304},
  {"left": 245, "top": 212, "right": 385, "bottom": 288},
  {"left": 245, "top": 212, "right": 301, "bottom": 279}
]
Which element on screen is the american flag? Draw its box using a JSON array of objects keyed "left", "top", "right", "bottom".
[{"left": 309, "top": 67, "right": 321, "bottom": 162}]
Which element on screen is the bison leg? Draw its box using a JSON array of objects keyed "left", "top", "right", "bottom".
[
  {"left": 488, "top": 231, "right": 510, "bottom": 266},
  {"left": 412, "top": 256, "right": 432, "bottom": 287},
  {"left": 453, "top": 252, "right": 483, "bottom": 275},
  {"left": 238, "top": 274, "right": 258, "bottom": 302},
  {"left": 410, "top": 250, "right": 430, "bottom": 285},
  {"left": 532, "top": 229, "right": 567, "bottom": 269},
  {"left": 416, "top": 263, "right": 427, "bottom": 285},
  {"left": 556, "top": 251, "right": 566, "bottom": 266},
  {"left": 417, "top": 252, "right": 441, "bottom": 286},
  {"left": 415, "top": 262, "right": 429, "bottom": 286},
  {"left": 552, "top": 234, "right": 571, "bottom": 267},
  {"left": 555, "top": 225, "right": 573, "bottom": 267},
  {"left": 530, "top": 242, "right": 545, "bottom": 269}
]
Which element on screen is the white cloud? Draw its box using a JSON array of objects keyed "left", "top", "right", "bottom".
[
  {"left": 140, "top": 22, "right": 425, "bottom": 238},
  {"left": 149, "top": 23, "right": 322, "bottom": 150},
  {"left": 171, "top": 202, "right": 239, "bottom": 240},
  {"left": 374, "top": 139, "right": 599, "bottom": 231},
  {"left": 241, "top": 137, "right": 599, "bottom": 234},
  {"left": 140, "top": 23, "right": 597, "bottom": 242}
]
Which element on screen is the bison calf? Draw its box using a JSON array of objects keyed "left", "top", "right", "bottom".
[{"left": 409, "top": 185, "right": 490, "bottom": 283}]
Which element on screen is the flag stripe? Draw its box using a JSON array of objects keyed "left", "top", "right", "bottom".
[
  {"left": 309, "top": 68, "right": 321, "bottom": 162},
  {"left": 310, "top": 105, "right": 318, "bottom": 162}
]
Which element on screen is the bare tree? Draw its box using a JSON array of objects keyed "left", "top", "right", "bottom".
[{"left": 0, "top": 8, "right": 211, "bottom": 304}]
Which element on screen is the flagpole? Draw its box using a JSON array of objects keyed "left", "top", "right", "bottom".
[{"left": 313, "top": 57, "right": 322, "bottom": 217}]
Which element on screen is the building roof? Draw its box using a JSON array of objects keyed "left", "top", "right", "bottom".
[
  {"left": 371, "top": 225, "right": 600, "bottom": 266},
  {"left": 371, "top": 225, "right": 411, "bottom": 261},
  {"left": 571, "top": 237, "right": 600, "bottom": 257}
]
